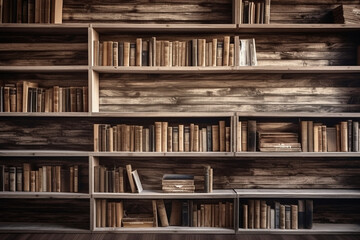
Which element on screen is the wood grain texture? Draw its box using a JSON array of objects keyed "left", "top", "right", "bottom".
[
  {"left": 0, "top": 32, "right": 88, "bottom": 66},
  {"left": 99, "top": 73, "right": 360, "bottom": 113},
  {"left": 0, "top": 199, "right": 90, "bottom": 230},
  {"left": 62, "top": 0, "right": 233, "bottom": 24}
]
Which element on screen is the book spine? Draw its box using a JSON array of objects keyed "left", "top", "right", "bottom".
[
  {"left": 248, "top": 120, "right": 256, "bottom": 152},
  {"left": 248, "top": 200, "right": 254, "bottom": 229},
  {"left": 136, "top": 38, "right": 142, "bottom": 66},
  {"left": 298, "top": 200, "right": 305, "bottom": 229},
  {"left": 340, "top": 121, "right": 348, "bottom": 152},
  {"left": 242, "top": 204, "right": 248, "bottom": 229},
  {"left": 280, "top": 205, "right": 285, "bottom": 229},
  {"left": 301, "top": 121, "right": 308, "bottom": 152},
  {"left": 254, "top": 199, "right": 260, "bottom": 229},
  {"left": 157, "top": 199, "right": 169, "bottom": 227},
  {"left": 285, "top": 205, "right": 291, "bottom": 229},
  {"left": 353, "top": 121, "right": 359, "bottom": 152},
  {"left": 291, "top": 204, "right": 298, "bottom": 229},
  {"left": 260, "top": 200, "right": 267, "bottom": 229},
  {"left": 348, "top": 120, "right": 353, "bottom": 152},
  {"left": 305, "top": 200, "right": 313, "bottom": 229}
]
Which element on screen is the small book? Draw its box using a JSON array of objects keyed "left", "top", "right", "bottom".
[{"left": 131, "top": 169, "right": 143, "bottom": 193}]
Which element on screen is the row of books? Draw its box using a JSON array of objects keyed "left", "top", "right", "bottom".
[
  {"left": 239, "top": 0, "right": 271, "bottom": 24},
  {"left": 0, "top": 164, "right": 79, "bottom": 192},
  {"left": 241, "top": 200, "right": 313, "bottom": 229},
  {"left": 1, "top": 0, "right": 63, "bottom": 23},
  {"left": 94, "top": 37, "right": 257, "bottom": 67},
  {"left": 94, "top": 121, "right": 231, "bottom": 152},
  {"left": 95, "top": 199, "right": 234, "bottom": 228},
  {"left": 301, "top": 120, "right": 359, "bottom": 152},
  {"left": 0, "top": 82, "right": 88, "bottom": 112}
]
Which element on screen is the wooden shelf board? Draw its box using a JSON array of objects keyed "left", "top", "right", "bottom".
[
  {"left": 237, "top": 224, "right": 360, "bottom": 234},
  {"left": 0, "top": 222, "right": 90, "bottom": 233},
  {"left": 0, "top": 66, "right": 89, "bottom": 72},
  {"left": 91, "top": 112, "right": 234, "bottom": 117},
  {"left": 92, "top": 190, "right": 236, "bottom": 199},
  {"left": 235, "top": 189, "right": 360, "bottom": 199},
  {"left": 93, "top": 226, "right": 235, "bottom": 234},
  {"left": 92, "top": 66, "right": 360, "bottom": 74},
  {"left": 236, "top": 112, "right": 360, "bottom": 118},
  {"left": 235, "top": 152, "right": 360, "bottom": 157},
  {"left": 0, "top": 112, "right": 91, "bottom": 117},
  {"left": 0, "top": 150, "right": 90, "bottom": 157},
  {"left": 237, "top": 24, "right": 360, "bottom": 33},
  {"left": 91, "top": 152, "right": 234, "bottom": 157},
  {"left": 0, "top": 192, "right": 90, "bottom": 199},
  {"left": 91, "top": 24, "right": 237, "bottom": 33}
]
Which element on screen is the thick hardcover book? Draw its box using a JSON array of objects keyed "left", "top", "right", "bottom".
[
  {"left": 130, "top": 43, "right": 136, "bottom": 66},
  {"left": 216, "top": 41, "right": 223, "bottom": 66},
  {"left": 9, "top": 167, "right": 16, "bottom": 191},
  {"left": 291, "top": 204, "right": 298, "bottom": 229},
  {"left": 280, "top": 204, "right": 285, "bottom": 229},
  {"left": 254, "top": 199, "right": 260, "bottom": 229},
  {"left": 260, "top": 200, "right": 267, "bottom": 229},
  {"left": 301, "top": 121, "right": 308, "bottom": 152},
  {"left": 142, "top": 40, "right": 148, "bottom": 66},
  {"left": 248, "top": 199, "right": 254, "bottom": 229},
  {"left": 298, "top": 200, "right": 305, "bottom": 229},
  {"left": 184, "top": 126, "right": 190, "bottom": 152},
  {"left": 162, "top": 122, "right": 168, "bottom": 152},
  {"left": 248, "top": 120, "right": 257, "bottom": 152},
  {"left": 348, "top": 120, "right": 353, "bottom": 152},
  {"left": 219, "top": 120, "right": 226, "bottom": 152},
  {"left": 182, "top": 201, "right": 190, "bottom": 227},
  {"left": 285, "top": 205, "right": 291, "bottom": 229},
  {"left": 126, "top": 164, "right": 136, "bottom": 193},
  {"left": 212, "top": 125, "right": 219, "bottom": 152},
  {"left": 136, "top": 38, "right": 142, "bottom": 66},
  {"left": 198, "top": 39, "right": 206, "bottom": 67},
  {"left": 223, "top": 36, "right": 230, "bottom": 66},
  {"left": 192, "top": 39, "right": 198, "bottom": 66},
  {"left": 157, "top": 199, "right": 169, "bottom": 227},
  {"left": 305, "top": 200, "right": 313, "bottom": 229},
  {"left": 123, "top": 42, "right": 130, "bottom": 67},
  {"left": 353, "top": 122, "right": 359, "bottom": 152},
  {"left": 155, "top": 122, "right": 162, "bottom": 152},
  {"left": 169, "top": 200, "right": 182, "bottom": 226},
  {"left": 340, "top": 121, "right": 348, "bottom": 152},
  {"left": 274, "top": 201, "right": 280, "bottom": 229},
  {"left": 243, "top": 204, "right": 248, "bottom": 229}
]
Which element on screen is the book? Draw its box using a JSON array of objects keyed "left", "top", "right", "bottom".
[
  {"left": 285, "top": 205, "right": 291, "bottom": 229},
  {"left": 298, "top": 200, "right": 305, "bottom": 229},
  {"left": 291, "top": 204, "right": 298, "bottom": 229},
  {"left": 305, "top": 200, "right": 313, "bottom": 229},
  {"left": 254, "top": 199, "right": 260, "bottom": 228},
  {"left": 156, "top": 199, "right": 169, "bottom": 227},
  {"left": 126, "top": 164, "right": 136, "bottom": 193},
  {"left": 248, "top": 120, "right": 257, "bottom": 151},
  {"left": 260, "top": 200, "right": 267, "bottom": 229},
  {"left": 131, "top": 169, "right": 143, "bottom": 193}
]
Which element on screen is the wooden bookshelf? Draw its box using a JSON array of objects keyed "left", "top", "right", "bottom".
[{"left": 1, "top": 0, "right": 360, "bottom": 235}]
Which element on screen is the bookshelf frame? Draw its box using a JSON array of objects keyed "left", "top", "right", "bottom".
[{"left": 1, "top": 0, "right": 360, "bottom": 234}]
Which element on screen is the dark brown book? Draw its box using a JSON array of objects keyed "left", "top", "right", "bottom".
[
  {"left": 308, "top": 121, "right": 314, "bottom": 152},
  {"left": 248, "top": 120, "right": 257, "bottom": 152},
  {"left": 280, "top": 204, "right": 285, "bottom": 229},
  {"left": 305, "top": 200, "right": 313, "bottom": 229},
  {"left": 248, "top": 199, "right": 254, "bottom": 229},
  {"left": 123, "top": 42, "right": 130, "bottom": 67},
  {"left": 219, "top": 120, "right": 226, "bottom": 152}
]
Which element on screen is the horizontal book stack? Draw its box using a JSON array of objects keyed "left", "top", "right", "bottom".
[
  {"left": 0, "top": 82, "right": 88, "bottom": 113},
  {"left": 0, "top": 164, "right": 79, "bottom": 192},
  {"left": 237, "top": 120, "right": 301, "bottom": 152},
  {"left": 162, "top": 174, "right": 195, "bottom": 193},
  {"left": 94, "top": 37, "right": 257, "bottom": 67},
  {"left": 241, "top": 199, "right": 313, "bottom": 230},
  {"left": 94, "top": 121, "right": 231, "bottom": 152},
  {"left": 301, "top": 120, "right": 360, "bottom": 152},
  {"left": 1, "top": 0, "right": 63, "bottom": 23},
  {"left": 239, "top": 0, "right": 271, "bottom": 24}
]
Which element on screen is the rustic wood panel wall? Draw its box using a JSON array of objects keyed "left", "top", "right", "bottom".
[
  {"left": 0, "top": 157, "right": 89, "bottom": 193},
  {"left": 0, "top": 118, "right": 93, "bottom": 151},
  {"left": 98, "top": 157, "right": 360, "bottom": 190},
  {"left": 0, "top": 32, "right": 88, "bottom": 66},
  {"left": 0, "top": 199, "right": 90, "bottom": 229},
  {"left": 271, "top": 0, "right": 360, "bottom": 23},
  {"left": 99, "top": 73, "right": 360, "bottom": 112},
  {"left": 63, "top": 0, "right": 233, "bottom": 24},
  {"left": 0, "top": 73, "right": 88, "bottom": 88}
]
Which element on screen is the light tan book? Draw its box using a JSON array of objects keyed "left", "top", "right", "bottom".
[
  {"left": 107, "top": 41, "right": 113, "bottom": 66},
  {"left": 198, "top": 39, "right": 206, "bottom": 67},
  {"left": 162, "top": 122, "right": 168, "bottom": 152},
  {"left": 55, "top": 165, "right": 61, "bottom": 192},
  {"left": 340, "top": 121, "right": 348, "bottom": 152},
  {"left": 229, "top": 43, "right": 234, "bottom": 66},
  {"left": 102, "top": 41, "right": 108, "bottom": 66},
  {"left": 223, "top": 36, "right": 230, "bottom": 66},
  {"left": 113, "top": 42, "right": 118, "bottom": 67},
  {"left": 212, "top": 125, "right": 219, "bottom": 151},
  {"left": 190, "top": 123, "right": 195, "bottom": 152},
  {"left": 291, "top": 204, "right": 298, "bottom": 229},
  {"left": 126, "top": 164, "right": 136, "bottom": 193},
  {"left": 260, "top": 201, "right": 267, "bottom": 229},
  {"left": 152, "top": 200, "right": 158, "bottom": 227},
  {"left": 255, "top": 200, "right": 260, "bottom": 229},
  {"left": 115, "top": 201, "right": 123, "bottom": 227},
  {"left": 156, "top": 40, "right": 161, "bottom": 67},
  {"left": 164, "top": 41, "right": 170, "bottom": 67},
  {"left": 136, "top": 38, "right": 142, "bottom": 66},
  {"left": 96, "top": 199, "right": 101, "bottom": 227},
  {"left": 243, "top": 204, "right": 248, "bottom": 229},
  {"left": 52, "top": 0, "right": 63, "bottom": 24},
  {"left": 156, "top": 199, "right": 169, "bottom": 227},
  {"left": 194, "top": 125, "right": 199, "bottom": 152},
  {"left": 123, "top": 42, "right": 130, "bottom": 67},
  {"left": 212, "top": 39, "right": 217, "bottom": 66},
  {"left": 155, "top": 122, "right": 162, "bottom": 152},
  {"left": 101, "top": 199, "right": 106, "bottom": 227},
  {"left": 178, "top": 124, "right": 184, "bottom": 152}
]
